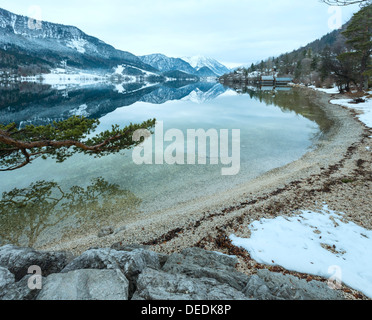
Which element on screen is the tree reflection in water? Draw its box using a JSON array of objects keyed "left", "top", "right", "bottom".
[{"left": 0, "top": 178, "right": 141, "bottom": 247}]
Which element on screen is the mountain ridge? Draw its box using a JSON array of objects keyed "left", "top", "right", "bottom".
[
  {"left": 182, "top": 55, "right": 230, "bottom": 76},
  {"left": 0, "top": 7, "right": 155, "bottom": 75},
  {"left": 0, "top": 7, "right": 229, "bottom": 80},
  {"left": 139, "top": 54, "right": 196, "bottom": 75},
  {"left": 139, "top": 53, "right": 227, "bottom": 78}
]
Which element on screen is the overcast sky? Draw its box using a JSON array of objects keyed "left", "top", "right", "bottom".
[{"left": 0, "top": 0, "right": 362, "bottom": 68}]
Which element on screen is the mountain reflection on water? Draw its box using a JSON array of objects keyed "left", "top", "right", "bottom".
[
  {"left": 0, "top": 80, "right": 226, "bottom": 128},
  {"left": 0, "top": 81, "right": 331, "bottom": 135}
]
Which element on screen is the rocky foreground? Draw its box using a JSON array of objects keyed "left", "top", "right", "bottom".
[{"left": 0, "top": 244, "right": 344, "bottom": 300}]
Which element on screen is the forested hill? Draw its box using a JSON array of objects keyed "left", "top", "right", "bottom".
[
  {"left": 224, "top": 24, "right": 347, "bottom": 85},
  {"left": 222, "top": 4, "right": 372, "bottom": 92}
]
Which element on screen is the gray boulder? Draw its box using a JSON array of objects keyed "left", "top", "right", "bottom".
[
  {"left": 37, "top": 269, "right": 129, "bottom": 300},
  {"left": 110, "top": 243, "right": 169, "bottom": 267},
  {"left": 162, "top": 248, "right": 249, "bottom": 291},
  {"left": 61, "top": 249, "right": 120, "bottom": 272},
  {"left": 1, "top": 275, "right": 44, "bottom": 300},
  {"left": 0, "top": 267, "right": 15, "bottom": 292},
  {"left": 0, "top": 245, "right": 73, "bottom": 281},
  {"left": 0, "top": 244, "right": 349, "bottom": 301},
  {"left": 243, "top": 269, "right": 344, "bottom": 300},
  {"left": 61, "top": 248, "right": 160, "bottom": 296},
  {"left": 0, "top": 267, "right": 14, "bottom": 286},
  {"left": 132, "top": 268, "right": 250, "bottom": 300}
]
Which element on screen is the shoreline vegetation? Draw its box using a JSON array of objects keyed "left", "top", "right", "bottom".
[{"left": 36, "top": 86, "right": 372, "bottom": 300}]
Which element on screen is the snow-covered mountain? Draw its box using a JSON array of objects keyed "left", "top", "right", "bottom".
[
  {"left": 139, "top": 53, "right": 226, "bottom": 78},
  {"left": 0, "top": 7, "right": 229, "bottom": 81},
  {"left": 139, "top": 54, "right": 196, "bottom": 74},
  {"left": 0, "top": 7, "right": 155, "bottom": 74},
  {"left": 195, "top": 66, "right": 218, "bottom": 78},
  {"left": 182, "top": 56, "right": 230, "bottom": 76}
]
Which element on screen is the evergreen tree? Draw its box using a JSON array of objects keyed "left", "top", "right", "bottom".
[
  {"left": 295, "top": 60, "right": 303, "bottom": 79},
  {"left": 320, "top": 47, "right": 333, "bottom": 81},
  {"left": 259, "top": 60, "right": 265, "bottom": 72},
  {"left": 0, "top": 117, "right": 156, "bottom": 171},
  {"left": 342, "top": 4, "right": 372, "bottom": 90},
  {"left": 311, "top": 56, "right": 320, "bottom": 71},
  {"left": 307, "top": 48, "right": 313, "bottom": 58}
]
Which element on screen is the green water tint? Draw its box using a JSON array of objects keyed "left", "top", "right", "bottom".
[
  {"left": 0, "top": 84, "right": 333, "bottom": 247},
  {"left": 235, "top": 86, "right": 332, "bottom": 136},
  {"left": 0, "top": 178, "right": 141, "bottom": 247}
]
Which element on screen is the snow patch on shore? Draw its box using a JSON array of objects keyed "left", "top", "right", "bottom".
[
  {"left": 20, "top": 69, "right": 108, "bottom": 90},
  {"left": 309, "top": 85, "right": 372, "bottom": 132},
  {"left": 330, "top": 98, "right": 372, "bottom": 130},
  {"left": 309, "top": 86, "right": 340, "bottom": 94},
  {"left": 230, "top": 205, "right": 372, "bottom": 298}
]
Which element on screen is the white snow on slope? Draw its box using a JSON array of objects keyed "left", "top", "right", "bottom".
[
  {"left": 230, "top": 205, "right": 372, "bottom": 298},
  {"left": 66, "top": 38, "right": 88, "bottom": 54},
  {"left": 182, "top": 55, "right": 229, "bottom": 76},
  {"left": 113, "top": 64, "right": 159, "bottom": 77}
]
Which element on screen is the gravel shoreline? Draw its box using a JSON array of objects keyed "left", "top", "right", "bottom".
[{"left": 40, "top": 87, "right": 372, "bottom": 299}]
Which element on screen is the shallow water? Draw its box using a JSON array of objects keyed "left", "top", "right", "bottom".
[{"left": 0, "top": 81, "right": 332, "bottom": 247}]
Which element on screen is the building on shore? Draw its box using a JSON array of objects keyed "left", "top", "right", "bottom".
[{"left": 260, "top": 75, "right": 293, "bottom": 86}]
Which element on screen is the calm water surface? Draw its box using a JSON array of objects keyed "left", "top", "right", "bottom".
[{"left": 0, "top": 81, "right": 331, "bottom": 247}]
